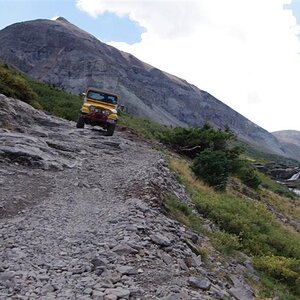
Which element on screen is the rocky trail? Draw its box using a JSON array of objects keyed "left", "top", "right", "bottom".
[{"left": 0, "top": 95, "right": 255, "bottom": 300}]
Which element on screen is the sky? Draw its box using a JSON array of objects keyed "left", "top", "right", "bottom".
[{"left": 0, "top": 0, "right": 300, "bottom": 132}]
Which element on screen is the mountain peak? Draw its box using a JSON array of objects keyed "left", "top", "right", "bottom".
[{"left": 52, "top": 16, "right": 70, "bottom": 23}]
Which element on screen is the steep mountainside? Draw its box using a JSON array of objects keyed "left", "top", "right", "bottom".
[
  {"left": 272, "top": 130, "right": 300, "bottom": 161},
  {"left": 0, "top": 17, "right": 287, "bottom": 157}
]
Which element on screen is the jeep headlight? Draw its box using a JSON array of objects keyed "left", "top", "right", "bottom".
[
  {"left": 103, "top": 110, "right": 111, "bottom": 116},
  {"left": 89, "top": 106, "right": 95, "bottom": 112}
]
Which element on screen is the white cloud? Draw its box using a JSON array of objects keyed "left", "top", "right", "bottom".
[{"left": 76, "top": 0, "right": 300, "bottom": 131}]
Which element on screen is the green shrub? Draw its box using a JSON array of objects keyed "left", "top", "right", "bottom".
[
  {"left": 191, "top": 189, "right": 300, "bottom": 258},
  {"left": 253, "top": 256, "right": 300, "bottom": 295},
  {"left": 237, "top": 164, "right": 262, "bottom": 189},
  {"left": 0, "top": 66, "right": 39, "bottom": 107},
  {"left": 169, "top": 157, "right": 300, "bottom": 297},
  {"left": 192, "top": 149, "right": 231, "bottom": 191},
  {"left": 27, "top": 80, "right": 82, "bottom": 120},
  {"left": 160, "top": 123, "right": 238, "bottom": 159},
  {"left": 210, "top": 230, "right": 241, "bottom": 254}
]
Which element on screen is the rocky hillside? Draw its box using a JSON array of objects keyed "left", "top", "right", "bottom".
[
  {"left": 272, "top": 130, "right": 300, "bottom": 161},
  {"left": 0, "top": 17, "right": 288, "bottom": 158},
  {"left": 0, "top": 94, "right": 258, "bottom": 299}
]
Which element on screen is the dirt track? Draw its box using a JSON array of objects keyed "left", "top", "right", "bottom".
[{"left": 0, "top": 95, "right": 255, "bottom": 300}]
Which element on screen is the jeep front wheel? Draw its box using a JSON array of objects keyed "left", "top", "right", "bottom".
[
  {"left": 76, "top": 115, "right": 85, "bottom": 128},
  {"left": 106, "top": 123, "right": 116, "bottom": 136}
]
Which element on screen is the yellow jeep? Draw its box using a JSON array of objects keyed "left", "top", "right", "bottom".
[{"left": 76, "top": 88, "right": 119, "bottom": 136}]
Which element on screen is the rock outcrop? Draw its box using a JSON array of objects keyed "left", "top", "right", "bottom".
[
  {"left": 0, "top": 94, "right": 256, "bottom": 299},
  {"left": 0, "top": 17, "right": 288, "bottom": 158}
]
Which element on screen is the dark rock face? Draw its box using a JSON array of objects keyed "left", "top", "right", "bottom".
[
  {"left": 0, "top": 17, "right": 287, "bottom": 156},
  {"left": 272, "top": 130, "right": 300, "bottom": 162},
  {"left": 254, "top": 161, "right": 300, "bottom": 180}
]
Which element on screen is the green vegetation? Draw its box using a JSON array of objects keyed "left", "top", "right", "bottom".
[
  {"left": 169, "top": 157, "right": 300, "bottom": 298},
  {"left": 118, "top": 113, "right": 169, "bottom": 140},
  {"left": 254, "top": 256, "right": 300, "bottom": 295},
  {"left": 27, "top": 79, "right": 82, "bottom": 120},
  {"left": 0, "top": 64, "right": 40, "bottom": 108},
  {"left": 192, "top": 149, "right": 231, "bottom": 191},
  {"left": 160, "top": 123, "right": 238, "bottom": 157},
  {"left": 0, "top": 64, "right": 82, "bottom": 120},
  {"left": 159, "top": 123, "right": 260, "bottom": 191},
  {"left": 258, "top": 172, "right": 297, "bottom": 199}
]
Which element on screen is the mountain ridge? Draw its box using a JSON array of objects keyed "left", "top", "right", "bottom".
[
  {"left": 0, "top": 17, "right": 291, "bottom": 158},
  {"left": 272, "top": 130, "right": 300, "bottom": 161}
]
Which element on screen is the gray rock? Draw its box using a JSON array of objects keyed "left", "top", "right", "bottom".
[
  {"left": 229, "top": 287, "right": 255, "bottom": 300},
  {"left": 105, "top": 287, "right": 130, "bottom": 298},
  {"left": 104, "top": 295, "right": 117, "bottom": 300},
  {"left": 161, "top": 252, "right": 173, "bottom": 265},
  {"left": 91, "top": 257, "right": 108, "bottom": 268},
  {"left": 188, "top": 277, "right": 211, "bottom": 291},
  {"left": 150, "top": 233, "right": 171, "bottom": 247},
  {"left": 112, "top": 243, "right": 138, "bottom": 255},
  {"left": 92, "top": 290, "right": 105, "bottom": 300},
  {"left": 116, "top": 266, "right": 137, "bottom": 275},
  {"left": 166, "top": 293, "right": 182, "bottom": 300},
  {"left": 184, "top": 256, "right": 202, "bottom": 268}
]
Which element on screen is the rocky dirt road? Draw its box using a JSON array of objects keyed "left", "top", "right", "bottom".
[{"left": 0, "top": 95, "right": 255, "bottom": 300}]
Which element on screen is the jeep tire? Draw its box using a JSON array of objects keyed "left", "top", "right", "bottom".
[
  {"left": 76, "top": 115, "right": 85, "bottom": 128},
  {"left": 106, "top": 123, "right": 116, "bottom": 136}
]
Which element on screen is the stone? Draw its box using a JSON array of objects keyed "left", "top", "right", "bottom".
[
  {"left": 150, "top": 233, "right": 171, "bottom": 247},
  {"left": 41, "top": 283, "right": 55, "bottom": 294},
  {"left": 166, "top": 293, "right": 182, "bottom": 300},
  {"left": 71, "top": 266, "right": 86, "bottom": 274},
  {"left": 105, "top": 287, "right": 130, "bottom": 298},
  {"left": 112, "top": 243, "right": 138, "bottom": 255},
  {"left": 92, "top": 290, "right": 105, "bottom": 300},
  {"left": 229, "top": 287, "right": 255, "bottom": 300},
  {"left": 188, "top": 277, "right": 211, "bottom": 291},
  {"left": 104, "top": 295, "right": 117, "bottom": 300},
  {"left": 184, "top": 256, "right": 202, "bottom": 268},
  {"left": 178, "top": 259, "right": 189, "bottom": 271},
  {"left": 161, "top": 252, "right": 173, "bottom": 265},
  {"left": 91, "top": 257, "right": 107, "bottom": 268},
  {"left": 116, "top": 266, "right": 137, "bottom": 275}
]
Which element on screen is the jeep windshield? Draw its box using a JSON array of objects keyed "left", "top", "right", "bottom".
[{"left": 87, "top": 90, "right": 118, "bottom": 105}]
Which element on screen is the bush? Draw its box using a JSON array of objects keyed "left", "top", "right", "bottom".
[
  {"left": 237, "top": 163, "right": 262, "bottom": 189},
  {"left": 210, "top": 230, "right": 241, "bottom": 254},
  {"left": 27, "top": 79, "right": 82, "bottom": 120},
  {"left": 253, "top": 256, "right": 300, "bottom": 295},
  {"left": 160, "top": 123, "right": 238, "bottom": 159},
  {"left": 0, "top": 66, "right": 39, "bottom": 107},
  {"left": 160, "top": 123, "right": 243, "bottom": 191},
  {"left": 192, "top": 149, "right": 231, "bottom": 191}
]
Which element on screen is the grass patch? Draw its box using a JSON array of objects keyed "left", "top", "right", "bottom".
[
  {"left": 0, "top": 64, "right": 40, "bottom": 108},
  {"left": 118, "top": 113, "right": 169, "bottom": 140},
  {"left": 258, "top": 172, "right": 297, "bottom": 199},
  {"left": 168, "top": 156, "right": 300, "bottom": 297},
  {"left": 27, "top": 79, "right": 82, "bottom": 121},
  {"left": 0, "top": 64, "right": 82, "bottom": 120}
]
